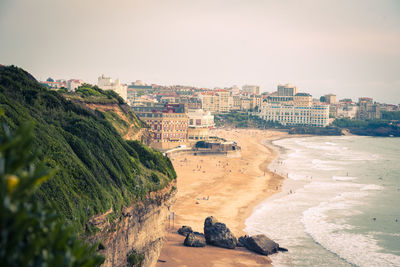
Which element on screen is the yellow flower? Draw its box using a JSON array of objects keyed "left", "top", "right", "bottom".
[{"left": 5, "top": 174, "right": 19, "bottom": 194}]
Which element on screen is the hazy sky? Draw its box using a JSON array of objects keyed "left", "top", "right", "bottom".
[{"left": 1, "top": 0, "right": 399, "bottom": 103}]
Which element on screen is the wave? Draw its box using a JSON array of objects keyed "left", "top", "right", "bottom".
[
  {"left": 302, "top": 194, "right": 400, "bottom": 267},
  {"left": 361, "top": 184, "right": 384, "bottom": 191},
  {"left": 332, "top": 176, "right": 357, "bottom": 181}
]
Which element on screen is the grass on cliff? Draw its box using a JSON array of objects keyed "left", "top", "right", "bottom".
[
  {"left": 63, "top": 84, "right": 145, "bottom": 137},
  {"left": 0, "top": 65, "right": 176, "bottom": 232}
]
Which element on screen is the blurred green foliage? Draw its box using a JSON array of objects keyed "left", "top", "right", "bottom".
[{"left": 0, "top": 123, "right": 104, "bottom": 267}]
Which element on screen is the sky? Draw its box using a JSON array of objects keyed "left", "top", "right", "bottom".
[{"left": 0, "top": 0, "right": 399, "bottom": 104}]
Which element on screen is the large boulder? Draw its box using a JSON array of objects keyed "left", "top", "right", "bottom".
[
  {"left": 203, "top": 216, "right": 237, "bottom": 249},
  {"left": 237, "top": 236, "right": 248, "bottom": 247},
  {"left": 178, "top": 226, "right": 193, "bottom": 236},
  {"left": 183, "top": 232, "right": 206, "bottom": 247},
  {"left": 243, "top": 234, "right": 281, "bottom": 256}
]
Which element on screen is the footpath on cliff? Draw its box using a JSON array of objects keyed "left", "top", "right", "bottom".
[{"left": 157, "top": 128, "right": 287, "bottom": 267}]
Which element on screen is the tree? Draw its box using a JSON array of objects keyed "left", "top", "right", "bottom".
[
  {"left": 46, "top": 77, "right": 54, "bottom": 82},
  {"left": 0, "top": 122, "right": 104, "bottom": 267}
]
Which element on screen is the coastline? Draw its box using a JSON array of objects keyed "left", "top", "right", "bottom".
[{"left": 156, "top": 129, "right": 289, "bottom": 266}]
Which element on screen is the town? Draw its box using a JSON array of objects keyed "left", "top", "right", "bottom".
[{"left": 40, "top": 75, "right": 400, "bottom": 150}]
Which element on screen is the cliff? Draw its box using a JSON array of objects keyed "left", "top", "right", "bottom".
[
  {"left": 0, "top": 65, "right": 176, "bottom": 266},
  {"left": 88, "top": 182, "right": 176, "bottom": 267}
]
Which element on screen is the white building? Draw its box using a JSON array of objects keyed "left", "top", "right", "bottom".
[
  {"left": 67, "top": 79, "right": 84, "bottom": 91},
  {"left": 97, "top": 74, "right": 127, "bottom": 101},
  {"left": 187, "top": 109, "right": 215, "bottom": 128},
  {"left": 257, "top": 103, "right": 329, "bottom": 127}
]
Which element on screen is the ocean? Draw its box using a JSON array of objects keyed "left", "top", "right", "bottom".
[{"left": 244, "top": 135, "right": 400, "bottom": 267}]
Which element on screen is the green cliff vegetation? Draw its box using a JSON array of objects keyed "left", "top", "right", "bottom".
[
  {"left": 62, "top": 84, "right": 145, "bottom": 138},
  {"left": 0, "top": 66, "right": 176, "bottom": 232}
]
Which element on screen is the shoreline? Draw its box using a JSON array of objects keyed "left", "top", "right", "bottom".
[{"left": 156, "top": 129, "right": 289, "bottom": 266}]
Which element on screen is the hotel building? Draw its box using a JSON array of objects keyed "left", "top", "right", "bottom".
[
  {"left": 257, "top": 103, "right": 329, "bottom": 127},
  {"left": 132, "top": 103, "right": 188, "bottom": 150}
]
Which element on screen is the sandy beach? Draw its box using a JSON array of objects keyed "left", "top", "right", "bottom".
[{"left": 156, "top": 129, "right": 288, "bottom": 267}]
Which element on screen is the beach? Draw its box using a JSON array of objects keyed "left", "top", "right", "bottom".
[{"left": 156, "top": 129, "right": 288, "bottom": 266}]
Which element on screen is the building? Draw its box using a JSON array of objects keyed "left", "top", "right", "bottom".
[
  {"left": 215, "top": 89, "right": 230, "bottom": 113},
  {"left": 250, "top": 95, "right": 262, "bottom": 111},
  {"left": 277, "top": 84, "right": 298, "bottom": 97},
  {"left": 127, "top": 88, "right": 137, "bottom": 106},
  {"left": 198, "top": 90, "right": 231, "bottom": 114},
  {"left": 257, "top": 103, "right": 329, "bottom": 127},
  {"left": 180, "top": 96, "right": 202, "bottom": 110},
  {"left": 199, "top": 92, "right": 218, "bottom": 113},
  {"left": 187, "top": 109, "right": 215, "bottom": 128},
  {"left": 231, "top": 95, "right": 241, "bottom": 111},
  {"left": 230, "top": 85, "right": 240, "bottom": 95},
  {"left": 132, "top": 103, "right": 188, "bottom": 150},
  {"left": 324, "top": 94, "right": 336, "bottom": 104},
  {"left": 266, "top": 95, "right": 294, "bottom": 105},
  {"left": 67, "top": 79, "right": 84, "bottom": 91},
  {"left": 242, "top": 85, "right": 260, "bottom": 95},
  {"left": 240, "top": 98, "right": 251, "bottom": 111},
  {"left": 41, "top": 81, "right": 64, "bottom": 90},
  {"left": 294, "top": 93, "right": 312, "bottom": 107},
  {"left": 336, "top": 103, "right": 358, "bottom": 119},
  {"left": 97, "top": 74, "right": 127, "bottom": 101},
  {"left": 356, "top": 97, "right": 380, "bottom": 120}
]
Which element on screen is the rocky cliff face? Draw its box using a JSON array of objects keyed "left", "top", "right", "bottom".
[{"left": 87, "top": 182, "right": 177, "bottom": 267}]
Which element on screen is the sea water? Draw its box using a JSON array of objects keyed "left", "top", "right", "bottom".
[{"left": 244, "top": 136, "right": 400, "bottom": 267}]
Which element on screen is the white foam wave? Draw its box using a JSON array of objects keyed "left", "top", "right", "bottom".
[
  {"left": 361, "top": 184, "right": 384, "bottom": 191},
  {"left": 311, "top": 159, "right": 343, "bottom": 171},
  {"left": 288, "top": 173, "right": 309, "bottom": 181},
  {"left": 332, "top": 176, "right": 357, "bottom": 181},
  {"left": 325, "top": 142, "right": 338, "bottom": 146},
  {"left": 302, "top": 195, "right": 400, "bottom": 267}
]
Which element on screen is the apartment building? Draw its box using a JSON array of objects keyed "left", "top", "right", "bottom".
[{"left": 199, "top": 90, "right": 231, "bottom": 113}]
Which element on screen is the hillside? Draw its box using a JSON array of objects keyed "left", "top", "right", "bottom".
[
  {"left": 62, "top": 85, "right": 147, "bottom": 141},
  {"left": 0, "top": 65, "right": 176, "bottom": 232}
]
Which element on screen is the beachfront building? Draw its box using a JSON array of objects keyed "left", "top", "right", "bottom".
[
  {"left": 187, "top": 109, "right": 215, "bottom": 128},
  {"left": 257, "top": 103, "right": 329, "bottom": 127},
  {"left": 97, "top": 74, "right": 127, "bottom": 101},
  {"left": 187, "top": 109, "right": 214, "bottom": 142},
  {"left": 132, "top": 103, "right": 188, "bottom": 150}
]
